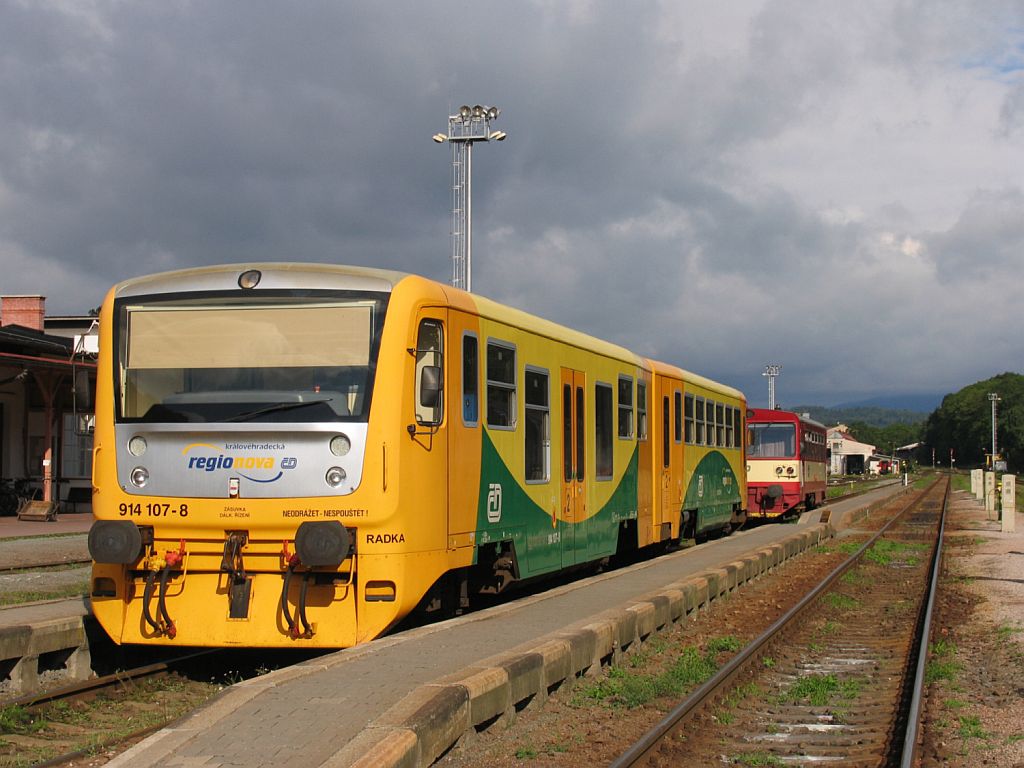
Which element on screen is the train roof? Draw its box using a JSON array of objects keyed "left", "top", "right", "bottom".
[
  {"left": 110, "top": 262, "right": 408, "bottom": 299},
  {"left": 107, "top": 262, "right": 745, "bottom": 399},
  {"left": 747, "top": 407, "right": 826, "bottom": 431}
]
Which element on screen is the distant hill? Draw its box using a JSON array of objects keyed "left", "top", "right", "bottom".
[
  {"left": 788, "top": 404, "right": 929, "bottom": 428},
  {"left": 831, "top": 394, "right": 943, "bottom": 412}
]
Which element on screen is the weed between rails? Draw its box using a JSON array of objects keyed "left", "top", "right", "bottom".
[{"left": 574, "top": 636, "right": 741, "bottom": 710}]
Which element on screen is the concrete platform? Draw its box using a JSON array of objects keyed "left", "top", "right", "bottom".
[
  {"left": 0, "top": 597, "right": 93, "bottom": 695},
  {"left": 104, "top": 482, "right": 911, "bottom": 768}
]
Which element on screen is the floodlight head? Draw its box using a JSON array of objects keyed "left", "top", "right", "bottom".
[
  {"left": 489, "top": 131, "right": 507, "bottom": 141},
  {"left": 486, "top": 106, "right": 499, "bottom": 120},
  {"left": 459, "top": 105, "right": 471, "bottom": 119},
  {"left": 472, "top": 105, "right": 484, "bottom": 117},
  {"left": 432, "top": 133, "right": 447, "bottom": 143}
]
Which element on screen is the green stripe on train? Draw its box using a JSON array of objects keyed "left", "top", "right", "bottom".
[
  {"left": 474, "top": 430, "right": 639, "bottom": 578},
  {"left": 684, "top": 450, "right": 742, "bottom": 533}
]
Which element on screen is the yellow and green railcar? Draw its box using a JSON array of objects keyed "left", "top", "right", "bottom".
[{"left": 87, "top": 263, "right": 746, "bottom": 648}]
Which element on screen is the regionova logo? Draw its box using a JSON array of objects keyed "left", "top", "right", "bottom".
[{"left": 182, "top": 442, "right": 297, "bottom": 483}]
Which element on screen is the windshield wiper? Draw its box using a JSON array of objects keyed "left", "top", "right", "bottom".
[{"left": 224, "top": 399, "right": 331, "bottom": 423}]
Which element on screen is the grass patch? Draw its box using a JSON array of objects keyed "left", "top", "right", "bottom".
[
  {"left": 837, "top": 541, "right": 862, "bottom": 555},
  {"left": 818, "top": 620, "right": 841, "bottom": 636},
  {"left": 926, "top": 660, "right": 962, "bottom": 684},
  {"left": 996, "top": 624, "right": 1022, "bottom": 641},
  {"left": 957, "top": 715, "right": 989, "bottom": 741},
  {"left": 865, "top": 539, "right": 927, "bottom": 567},
  {"left": 0, "top": 581, "right": 89, "bottom": 607},
  {"left": 780, "top": 673, "right": 860, "bottom": 707},
  {"left": 943, "top": 698, "right": 968, "bottom": 711},
  {"left": 0, "top": 705, "right": 45, "bottom": 735},
  {"left": 926, "top": 638, "right": 961, "bottom": 684},
  {"left": 824, "top": 592, "right": 859, "bottom": 611},
  {"left": 840, "top": 569, "right": 870, "bottom": 586},
  {"left": 575, "top": 636, "right": 740, "bottom": 709},
  {"left": 733, "top": 753, "right": 786, "bottom": 767}
]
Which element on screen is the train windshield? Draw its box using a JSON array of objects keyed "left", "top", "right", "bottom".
[
  {"left": 116, "top": 291, "right": 389, "bottom": 423},
  {"left": 747, "top": 423, "right": 796, "bottom": 458}
]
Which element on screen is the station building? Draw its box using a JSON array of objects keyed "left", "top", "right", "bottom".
[
  {"left": 0, "top": 295, "right": 96, "bottom": 517},
  {"left": 827, "top": 424, "right": 876, "bottom": 476}
]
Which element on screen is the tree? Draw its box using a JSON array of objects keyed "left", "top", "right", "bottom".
[{"left": 922, "top": 372, "right": 1024, "bottom": 471}]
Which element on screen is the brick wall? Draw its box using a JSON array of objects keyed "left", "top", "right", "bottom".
[{"left": 1, "top": 296, "right": 46, "bottom": 331}]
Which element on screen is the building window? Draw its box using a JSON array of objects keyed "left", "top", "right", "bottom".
[
  {"left": 596, "top": 383, "right": 613, "bottom": 479},
  {"left": 62, "top": 413, "right": 93, "bottom": 478},
  {"left": 617, "top": 375, "right": 633, "bottom": 439},
  {"left": 486, "top": 340, "right": 516, "bottom": 429},
  {"left": 637, "top": 380, "right": 648, "bottom": 441},
  {"left": 462, "top": 333, "right": 478, "bottom": 426},
  {"left": 524, "top": 368, "right": 550, "bottom": 483}
]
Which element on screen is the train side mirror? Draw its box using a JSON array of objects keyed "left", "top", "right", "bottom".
[
  {"left": 74, "top": 368, "right": 93, "bottom": 410},
  {"left": 419, "top": 365, "right": 443, "bottom": 410}
]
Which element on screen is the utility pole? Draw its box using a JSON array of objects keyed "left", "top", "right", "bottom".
[{"left": 989, "top": 392, "right": 1000, "bottom": 462}]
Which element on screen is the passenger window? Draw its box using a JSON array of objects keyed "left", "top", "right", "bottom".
[
  {"left": 415, "top": 320, "right": 443, "bottom": 426},
  {"left": 596, "top": 383, "right": 613, "bottom": 479},
  {"left": 637, "top": 381, "right": 648, "bottom": 441},
  {"left": 662, "top": 396, "right": 670, "bottom": 467},
  {"left": 706, "top": 400, "right": 717, "bottom": 447},
  {"left": 486, "top": 341, "right": 516, "bottom": 429},
  {"left": 673, "top": 390, "right": 682, "bottom": 444},
  {"left": 525, "top": 369, "right": 550, "bottom": 483},
  {"left": 716, "top": 403, "right": 725, "bottom": 447},
  {"left": 617, "top": 376, "right": 633, "bottom": 439},
  {"left": 695, "top": 397, "right": 705, "bottom": 445},
  {"left": 684, "top": 394, "right": 694, "bottom": 445},
  {"left": 462, "top": 334, "right": 478, "bottom": 426}
]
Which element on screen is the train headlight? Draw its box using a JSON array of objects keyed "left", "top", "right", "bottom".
[
  {"left": 330, "top": 434, "right": 351, "bottom": 457},
  {"left": 325, "top": 466, "right": 347, "bottom": 488},
  {"left": 786, "top": 466, "right": 795, "bottom": 476},
  {"left": 775, "top": 466, "right": 783, "bottom": 475},
  {"left": 295, "top": 521, "right": 351, "bottom": 567},
  {"left": 128, "top": 436, "right": 147, "bottom": 457},
  {"left": 238, "top": 269, "right": 262, "bottom": 289},
  {"left": 130, "top": 466, "right": 150, "bottom": 488},
  {"left": 88, "top": 520, "right": 143, "bottom": 564}
]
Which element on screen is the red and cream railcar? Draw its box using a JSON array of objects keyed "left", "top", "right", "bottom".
[{"left": 745, "top": 408, "right": 827, "bottom": 518}]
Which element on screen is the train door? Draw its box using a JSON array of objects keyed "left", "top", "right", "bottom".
[
  {"left": 560, "top": 368, "right": 585, "bottom": 567},
  {"left": 655, "top": 377, "right": 683, "bottom": 538},
  {"left": 410, "top": 312, "right": 449, "bottom": 553},
  {"left": 447, "top": 318, "right": 482, "bottom": 540}
]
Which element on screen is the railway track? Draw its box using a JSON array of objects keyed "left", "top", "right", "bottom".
[
  {"left": 0, "top": 651, "right": 224, "bottom": 767},
  {"left": 0, "top": 648, "right": 319, "bottom": 767},
  {"left": 612, "top": 476, "right": 947, "bottom": 767}
]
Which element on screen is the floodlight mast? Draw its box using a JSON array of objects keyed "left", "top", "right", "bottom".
[
  {"left": 763, "top": 364, "right": 782, "bottom": 410},
  {"left": 433, "top": 105, "right": 506, "bottom": 292},
  {"left": 989, "top": 392, "right": 1000, "bottom": 460}
]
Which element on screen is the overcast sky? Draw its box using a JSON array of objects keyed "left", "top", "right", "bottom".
[{"left": 1, "top": 1, "right": 1022, "bottom": 407}]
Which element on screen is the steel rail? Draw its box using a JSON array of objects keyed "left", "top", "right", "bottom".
[
  {"left": 610, "top": 475, "right": 945, "bottom": 768},
  {"left": 899, "top": 476, "right": 950, "bottom": 766},
  {"left": 0, "top": 557, "right": 91, "bottom": 574},
  {"left": 0, "top": 649, "right": 219, "bottom": 709}
]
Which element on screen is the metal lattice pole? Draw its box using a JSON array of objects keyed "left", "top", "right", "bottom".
[{"left": 433, "top": 105, "right": 506, "bottom": 292}]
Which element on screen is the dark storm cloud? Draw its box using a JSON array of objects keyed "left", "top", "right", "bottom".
[{"left": 0, "top": 0, "right": 1022, "bottom": 405}]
